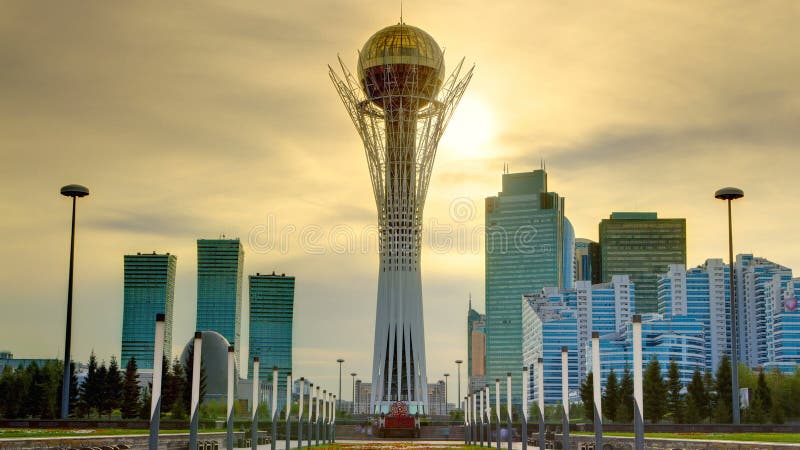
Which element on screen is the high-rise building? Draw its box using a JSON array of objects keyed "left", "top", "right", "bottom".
[
  {"left": 0, "top": 351, "right": 57, "bottom": 373},
  {"left": 331, "top": 22, "right": 473, "bottom": 413},
  {"left": 248, "top": 272, "right": 295, "bottom": 412},
  {"left": 590, "top": 315, "right": 706, "bottom": 389},
  {"left": 575, "top": 238, "right": 601, "bottom": 284},
  {"left": 485, "top": 169, "right": 572, "bottom": 406},
  {"left": 765, "top": 279, "right": 800, "bottom": 373},
  {"left": 521, "top": 276, "right": 633, "bottom": 404},
  {"left": 599, "top": 212, "right": 686, "bottom": 313},
  {"left": 196, "top": 239, "right": 244, "bottom": 371},
  {"left": 467, "top": 299, "right": 486, "bottom": 393},
  {"left": 658, "top": 259, "right": 730, "bottom": 372},
  {"left": 735, "top": 254, "right": 792, "bottom": 366},
  {"left": 121, "top": 252, "right": 176, "bottom": 369}
]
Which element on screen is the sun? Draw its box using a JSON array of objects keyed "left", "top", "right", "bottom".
[{"left": 441, "top": 96, "right": 494, "bottom": 159}]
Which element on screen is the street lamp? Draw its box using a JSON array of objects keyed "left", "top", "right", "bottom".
[
  {"left": 336, "top": 358, "right": 344, "bottom": 412},
  {"left": 350, "top": 372, "right": 357, "bottom": 415},
  {"left": 455, "top": 360, "right": 463, "bottom": 410},
  {"left": 444, "top": 373, "right": 450, "bottom": 416},
  {"left": 715, "top": 186, "right": 744, "bottom": 425},
  {"left": 60, "top": 183, "right": 89, "bottom": 419}
]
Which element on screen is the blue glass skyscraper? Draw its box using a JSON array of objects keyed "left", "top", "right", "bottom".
[
  {"left": 197, "top": 239, "right": 244, "bottom": 370},
  {"left": 121, "top": 252, "right": 177, "bottom": 369},
  {"left": 249, "top": 272, "right": 295, "bottom": 411},
  {"left": 485, "top": 169, "right": 571, "bottom": 405}
]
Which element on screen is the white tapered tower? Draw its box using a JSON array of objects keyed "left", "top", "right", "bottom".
[{"left": 330, "top": 23, "right": 472, "bottom": 414}]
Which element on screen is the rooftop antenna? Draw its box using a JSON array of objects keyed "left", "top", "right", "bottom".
[
  {"left": 469, "top": 292, "right": 472, "bottom": 310},
  {"left": 400, "top": 0, "right": 403, "bottom": 24}
]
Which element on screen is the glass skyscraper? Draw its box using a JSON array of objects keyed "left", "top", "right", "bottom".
[
  {"left": 599, "top": 212, "right": 686, "bottom": 314},
  {"left": 467, "top": 300, "right": 486, "bottom": 393},
  {"left": 197, "top": 239, "right": 244, "bottom": 370},
  {"left": 575, "top": 238, "right": 601, "bottom": 284},
  {"left": 121, "top": 252, "right": 177, "bottom": 369},
  {"left": 248, "top": 272, "right": 295, "bottom": 412},
  {"left": 485, "top": 169, "right": 572, "bottom": 405}
]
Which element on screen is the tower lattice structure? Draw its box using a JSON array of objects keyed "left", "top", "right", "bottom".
[{"left": 330, "top": 23, "right": 472, "bottom": 412}]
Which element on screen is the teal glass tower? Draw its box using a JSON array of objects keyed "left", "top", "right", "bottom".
[
  {"left": 197, "top": 239, "right": 244, "bottom": 370},
  {"left": 121, "top": 252, "right": 177, "bottom": 369},
  {"left": 485, "top": 169, "right": 570, "bottom": 406},
  {"left": 248, "top": 272, "right": 295, "bottom": 412}
]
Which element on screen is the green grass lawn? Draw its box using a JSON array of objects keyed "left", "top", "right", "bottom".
[{"left": 573, "top": 431, "right": 800, "bottom": 443}]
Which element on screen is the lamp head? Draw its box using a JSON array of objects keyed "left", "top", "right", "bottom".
[
  {"left": 60, "top": 184, "right": 89, "bottom": 198},
  {"left": 715, "top": 187, "right": 744, "bottom": 201}
]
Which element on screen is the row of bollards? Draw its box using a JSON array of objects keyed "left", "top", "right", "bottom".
[
  {"left": 464, "top": 315, "right": 646, "bottom": 450},
  {"left": 147, "top": 315, "right": 338, "bottom": 450}
]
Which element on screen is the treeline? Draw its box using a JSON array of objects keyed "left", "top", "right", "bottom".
[
  {"left": 578, "top": 354, "right": 800, "bottom": 424},
  {"left": 0, "top": 350, "right": 206, "bottom": 420}
]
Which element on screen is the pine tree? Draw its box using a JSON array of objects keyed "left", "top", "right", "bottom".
[
  {"left": 685, "top": 369, "right": 707, "bottom": 423},
  {"left": 68, "top": 361, "right": 79, "bottom": 416},
  {"left": 603, "top": 369, "right": 619, "bottom": 422},
  {"left": 104, "top": 357, "right": 123, "bottom": 418},
  {"left": 79, "top": 352, "right": 99, "bottom": 417},
  {"left": 95, "top": 362, "right": 110, "bottom": 417},
  {"left": 121, "top": 357, "right": 140, "bottom": 419},
  {"left": 139, "top": 384, "right": 152, "bottom": 420},
  {"left": 666, "top": 359, "right": 684, "bottom": 423},
  {"left": 703, "top": 369, "right": 716, "bottom": 418},
  {"left": 579, "top": 372, "right": 594, "bottom": 421},
  {"left": 616, "top": 367, "right": 633, "bottom": 423},
  {"left": 160, "top": 356, "right": 176, "bottom": 413},
  {"left": 643, "top": 357, "right": 666, "bottom": 423},
  {"left": 167, "top": 358, "right": 187, "bottom": 418},
  {"left": 748, "top": 370, "right": 771, "bottom": 423},
  {"left": 713, "top": 354, "right": 732, "bottom": 423}
]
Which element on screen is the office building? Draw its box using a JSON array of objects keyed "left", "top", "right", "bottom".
[
  {"left": 599, "top": 212, "right": 686, "bottom": 313},
  {"left": 575, "top": 238, "right": 601, "bottom": 284},
  {"left": 121, "top": 252, "right": 176, "bottom": 369},
  {"left": 248, "top": 271, "right": 295, "bottom": 412},
  {"left": 485, "top": 169, "right": 572, "bottom": 406},
  {"left": 0, "top": 351, "right": 57, "bottom": 372},
  {"left": 196, "top": 238, "right": 244, "bottom": 372},
  {"left": 468, "top": 300, "right": 486, "bottom": 393}
]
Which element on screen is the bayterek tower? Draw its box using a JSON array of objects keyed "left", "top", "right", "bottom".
[{"left": 330, "top": 23, "right": 472, "bottom": 413}]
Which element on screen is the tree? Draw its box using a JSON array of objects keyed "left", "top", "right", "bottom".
[
  {"left": 121, "top": 357, "right": 140, "bottom": 419},
  {"left": 666, "top": 359, "right": 684, "bottom": 423},
  {"left": 617, "top": 367, "right": 633, "bottom": 423},
  {"left": 713, "top": 354, "right": 732, "bottom": 423},
  {"left": 643, "top": 357, "right": 666, "bottom": 423},
  {"left": 603, "top": 369, "right": 619, "bottom": 422},
  {"left": 685, "top": 369, "right": 707, "bottom": 423},
  {"left": 579, "top": 371, "right": 594, "bottom": 421},
  {"left": 703, "top": 369, "right": 716, "bottom": 417},
  {"left": 103, "top": 357, "right": 123, "bottom": 418},
  {"left": 747, "top": 370, "right": 771, "bottom": 423},
  {"left": 168, "top": 359, "right": 186, "bottom": 419},
  {"left": 79, "top": 352, "right": 99, "bottom": 417},
  {"left": 95, "top": 362, "right": 110, "bottom": 417},
  {"left": 139, "top": 384, "right": 152, "bottom": 420},
  {"left": 160, "top": 356, "right": 176, "bottom": 413}
]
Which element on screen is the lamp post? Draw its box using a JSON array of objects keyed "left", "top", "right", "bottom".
[
  {"left": 455, "top": 360, "right": 463, "bottom": 410},
  {"left": 444, "top": 373, "right": 450, "bottom": 416},
  {"left": 60, "top": 183, "right": 89, "bottom": 419},
  {"left": 336, "top": 358, "right": 344, "bottom": 412},
  {"left": 715, "top": 186, "right": 744, "bottom": 425},
  {"left": 350, "top": 373, "right": 357, "bottom": 415}
]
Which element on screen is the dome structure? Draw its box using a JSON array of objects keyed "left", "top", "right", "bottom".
[
  {"left": 357, "top": 23, "right": 445, "bottom": 108},
  {"left": 180, "top": 331, "right": 232, "bottom": 403}
]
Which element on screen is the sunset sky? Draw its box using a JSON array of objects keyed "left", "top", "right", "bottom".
[{"left": 1, "top": 1, "right": 798, "bottom": 404}]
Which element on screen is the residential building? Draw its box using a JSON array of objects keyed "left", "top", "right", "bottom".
[
  {"left": 121, "top": 252, "right": 176, "bottom": 369},
  {"left": 599, "top": 212, "right": 686, "bottom": 313},
  {"left": 765, "top": 279, "right": 800, "bottom": 373},
  {"left": 196, "top": 238, "right": 244, "bottom": 372},
  {"left": 658, "top": 259, "right": 730, "bottom": 372},
  {"left": 248, "top": 271, "right": 295, "bottom": 412}
]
